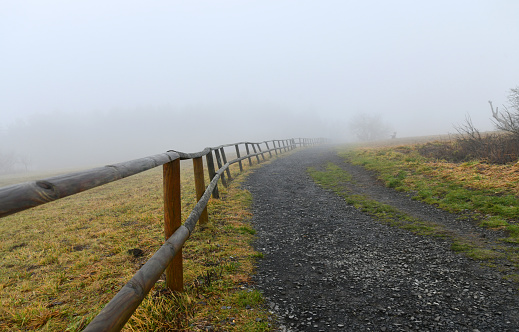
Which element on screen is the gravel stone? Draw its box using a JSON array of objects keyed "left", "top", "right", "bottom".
[{"left": 243, "top": 146, "right": 519, "bottom": 331}]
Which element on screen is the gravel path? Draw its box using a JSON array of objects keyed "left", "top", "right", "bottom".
[{"left": 243, "top": 146, "right": 519, "bottom": 332}]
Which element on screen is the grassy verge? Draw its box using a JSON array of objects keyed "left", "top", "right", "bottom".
[
  {"left": 0, "top": 160, "right": 272, "bottom": 331},
  {"left": 307, "top": 160, "right": 514, "bottom": 274},
  {"left": 339, "top": 145, "right": 519, "bottom": 243}
]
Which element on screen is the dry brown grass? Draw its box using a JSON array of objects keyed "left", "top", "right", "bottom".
[{"left": 0, "top": 155, "right": 273, "bottom": 331}]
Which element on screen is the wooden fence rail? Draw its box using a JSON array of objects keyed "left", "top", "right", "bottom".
[{"left": 0, "top": 137, "right": 326, "bottom": 332}]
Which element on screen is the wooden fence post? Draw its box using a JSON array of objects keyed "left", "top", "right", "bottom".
[
  {"left": 272, "top": 141, "right": 278, "bottom": 156},
  {"left": 251, "top": 144, "right": 261, "bottom": 163},
  {"left": 282, "top": 140, "right": 287, "bottom": 152},
  {"left": 220, "top": 148, "right": 232, "bottom": 181},
  {"left": 205, "top": 151, "right": 220, "bottom": 199},
  {"left": 265, "top": 142, "right": 273, "bottom": 157},
  {"left": 192, "top": 157, "right": 209, "bottom": 225},
  {"left": 257, "top": 144, "right": 266, "bottom": 161},
  {"left": 235, "top": 144, "right": 243, "bottom": 172},
  {"left": 245, "top": 144, "right": 252, "bottom": 166},
  {"left": 163, "top": 159, "right": 183, "bottom": 292},
  {"left": 214, "top": 149, "right": 228, "bottom": 187}
]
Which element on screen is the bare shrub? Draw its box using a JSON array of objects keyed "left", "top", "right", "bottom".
[
  {"left": 420, "top": 87, "right": 519, "bottom": 164},
  {"left": 490, "top": 87, "right": 519, "bottom": 135},
  {"left": 418, "top": 131, "right": 519, "bottom": 164}
]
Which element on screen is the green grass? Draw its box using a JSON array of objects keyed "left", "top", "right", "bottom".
[
  {"left": 307, "top": 161, "right": 509, "bottom": 268},
  {"left": 308, "top": 165, "right": 447, "bottom": 237},
  {"left": 340, "top": 147, "right": 519, "bottom": 243},
  {"left": 306, "top": 162, "right": 353, "bottom": 194},
  {"left": 0, "top": 157, "right": 274, "bottom": 331}
]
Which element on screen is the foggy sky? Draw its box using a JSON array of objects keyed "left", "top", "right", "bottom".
[{"left": 1, "top": 1, "right": 519, "bottom": 170}]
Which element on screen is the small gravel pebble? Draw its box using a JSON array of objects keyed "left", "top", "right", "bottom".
[{"left": 244, "top": 146, "right": 519, "bottom": 331}]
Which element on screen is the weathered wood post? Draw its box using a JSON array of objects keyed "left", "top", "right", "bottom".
[
  {"left": 245, "top": 143, "right": 252, "bottom": 166},
  {"left": 282, "top": 140, "right": 287, "bottom": 152},
  {"left": 265, "top": 142, "right": 273, "bottom": 157},
  {"left": 214, "top": 149, "right": 228, "bottom": 187},
  {"left": 272, "top": 140, "right": 278, "bottom": 156},
  {"left": 192, "top": 157, "right": 209, "bottom": 225},
  {"left": 235, "top": 144, "right": 243, "bottom": 172},
  {"left": 205, "top": 150, "right": 220, "bottom": 199},
  {"left": 220, "top": 148, "right": 232, "bottom": 181},
  {"left": 163, "top": 159, "right": 183, "bottom": 292},
  {"left": 251, "top": 144, "right": 261, "bottom": 163},
  {"left": 257, "top": 144, "right": 266, "bottom": 161}
]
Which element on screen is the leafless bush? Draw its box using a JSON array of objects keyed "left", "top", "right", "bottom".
[
  {"left": 419, "top": 87, "right": 519, "bottom": 164},
  {"left": 418, "top": 130, "right": 519, "bottom": 164},
  {"left": 490, "top": 87, "right": 519, "bottom": 136}
]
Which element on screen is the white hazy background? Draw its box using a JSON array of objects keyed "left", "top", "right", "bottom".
[{"left": 1, "top": 1, "right": 518, "bottom": 170}]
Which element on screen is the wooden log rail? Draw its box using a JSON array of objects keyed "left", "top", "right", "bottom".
[{"left": 0, "top": 137, "right": 326, "bottom": 332}]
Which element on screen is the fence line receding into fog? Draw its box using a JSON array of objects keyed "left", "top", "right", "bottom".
[{"left": 0, "top": 137, "right": 325, "bottom": 332}]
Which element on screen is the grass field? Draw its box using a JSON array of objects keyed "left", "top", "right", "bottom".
[{"left": 0, "top": 156, "right": 273, "bottom": 331}]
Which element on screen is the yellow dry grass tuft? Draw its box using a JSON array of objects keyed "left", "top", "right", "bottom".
[{"left": 426, "top": 161, "right": 519, "bottom": 194}]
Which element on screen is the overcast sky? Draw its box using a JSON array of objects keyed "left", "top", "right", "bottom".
[{"left": 1, "top": 1, "right": 518, "bottom": 169}]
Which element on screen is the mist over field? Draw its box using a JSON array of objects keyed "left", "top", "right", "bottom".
[
  {"left": 0, "top": 105, "right": 341, "bottom": 170},
  {"left": 1, "top": 1, "right": 518, "bottom": 172}
]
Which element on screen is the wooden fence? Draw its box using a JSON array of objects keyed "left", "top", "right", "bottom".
[{"left": 0, "top": 137, "right": 324, "bottom": 331}]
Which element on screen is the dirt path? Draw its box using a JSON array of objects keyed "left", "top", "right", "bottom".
[{"left": 243, "top": 146, "right": 519, "bottom": 332}]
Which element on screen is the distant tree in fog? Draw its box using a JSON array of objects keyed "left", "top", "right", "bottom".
[
  {"left": 19, "top": 155, "right": 32, "bottom": 172},
  {"left": 0, "top": 151, "right": 17, "bottom": 174},
  {"left": 348, "top": 114, "right": 392, "bottom": 141},
  {"left": 0, "top": 150, "right": 31, "bottom": 174}
]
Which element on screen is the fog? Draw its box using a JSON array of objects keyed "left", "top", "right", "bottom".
[{"left": 1, "top": 1, "right": 518, "bottom": 171}]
